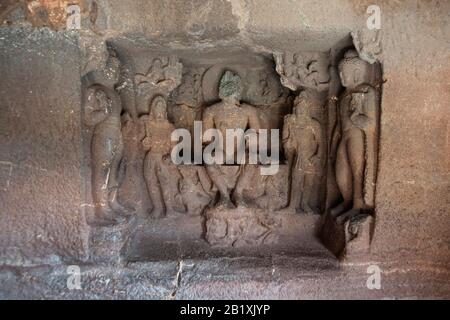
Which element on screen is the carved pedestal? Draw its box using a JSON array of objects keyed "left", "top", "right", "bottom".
[
  {"left": 205, "top": 205, "right": 281, "bottom": 247},
  {"left": 88, "top": 219, "right": 136, "bottom": 265},
  {"left": 320, "top": 213, "right": 374, "bottom": 261}
]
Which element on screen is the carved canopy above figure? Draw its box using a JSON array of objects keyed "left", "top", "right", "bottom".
[{"left": 274, "top": 51, "right": 331, "bottom": 92}]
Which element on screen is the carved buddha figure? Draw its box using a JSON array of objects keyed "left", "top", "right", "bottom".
[
  {"left": 202, "top": 71, "right": 261, "bottom": 208},
  {"left": 142, "top": 96, "right": 185, "bottom": 218},
  {"left": 283, "top": 92, "right": 324, "bottom": 214},
  {"left": 331, "top": 50, "right": 380, "bottom": 220}
]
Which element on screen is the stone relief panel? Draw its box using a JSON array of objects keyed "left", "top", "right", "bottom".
[
  {"left": 118, "top": 50, "right": 185, "bottom": 219},
  {"left": 81, "top": 43, "right": 382, "bottom": 256}
]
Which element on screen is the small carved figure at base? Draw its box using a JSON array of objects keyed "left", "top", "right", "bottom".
[
  {"left": 341, "top": 213, "right": 373, "bottom": 260},
  {"left": 320, "top": 211, "right": 374, "bottom": 261},
  {"left": 205, "top": 205, "right": 280, "bottom": 247}
]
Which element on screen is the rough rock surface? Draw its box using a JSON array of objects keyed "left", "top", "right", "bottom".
[
  {"left": 0, "top": 0, "right": 449, "bottom": 299},
  {"left": 0, "top": 256, "right": 448, "bottom": 299},
  {"left": 0, "top": 28, "right": 89, "bottom": 266}
]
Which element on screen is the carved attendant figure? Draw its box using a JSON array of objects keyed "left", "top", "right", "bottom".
[
  {"left": 82, "top": 49, "right": 127, "bottom": 225},
  {"left": 202, "top": 71, "right": 261, "bottom": 208},
  {"left": 283, "top": 92, "right": 325, "bottom": 213},
  {"left": 142, "top": 96, "right": 185, "bottom": 218},
  {"left": 331, "top": 50, "right": 380, "bottom": 220}
]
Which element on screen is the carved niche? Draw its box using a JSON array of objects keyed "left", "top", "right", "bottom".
[{"left": 81, "top": 44, "right": 382, "bottom": 258}]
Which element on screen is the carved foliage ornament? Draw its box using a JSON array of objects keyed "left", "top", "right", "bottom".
[{"left": 274, "top": 52, "right": 331, "bottom": 92}]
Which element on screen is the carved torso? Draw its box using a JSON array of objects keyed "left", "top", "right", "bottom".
[
  {"left": 206, "top": 101, "right": 256, "bottom": 135},
  {"left": 284, "top": 114, "right": 320, "bottom": 168},
  {"left": 171, "top": 104, "right": 202, "bottom": 131},
  {"left": 203, "top": 101, "right": 260, "bottom": 155},
  {"left": 145, "top": 121, "right": 175, "bottom": 154},
  {"left": 83, "top": 70, "right": 123, "bottom": 138},
  {"left": 339, "top": 84, "right": 378, "bottom": 133},
  {"left": 95, "top": 90, "right": 122, "bottom": 130}
]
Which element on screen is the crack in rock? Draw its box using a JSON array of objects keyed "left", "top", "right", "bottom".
[{"left": 169, "top": 260, "right": 183, "bottom": 299}]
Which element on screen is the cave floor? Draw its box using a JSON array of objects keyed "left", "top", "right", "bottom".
[
  {"left": 2, "top": 212, "right": 448, "bottom": 299},
  {"left": 2, "top": 211, "right": 448, "bottom": 300},
  {"left": 0, "top": 253, "right": 448, "bottom": 299}
]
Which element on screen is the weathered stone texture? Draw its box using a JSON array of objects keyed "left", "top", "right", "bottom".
[
  {"left": 0, "top": 28, "right": 89, "bottom": 265},
  {"left": 0, "top": 0, "right": 448, "bottom": 299},
  {"left": 367, "top": 0, "right": 450, "bottom": 263}
]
